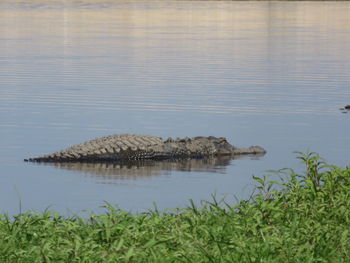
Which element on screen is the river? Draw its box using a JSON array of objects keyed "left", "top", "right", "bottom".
[{"left": 1, "top": 0, "right": 349, "bottom": 216}]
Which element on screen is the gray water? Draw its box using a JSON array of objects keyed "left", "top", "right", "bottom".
[{"left": 1, "top": 0, "right": 350, "bottom": 216}]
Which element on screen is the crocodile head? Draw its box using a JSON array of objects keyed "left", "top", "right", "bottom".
[{"left": 195, "top": 136, "right": 266, "bottom": 156}]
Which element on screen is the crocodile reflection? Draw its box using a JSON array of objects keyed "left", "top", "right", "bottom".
[{"left": 38, "top": 155, "right": 264, "bottom": 180}]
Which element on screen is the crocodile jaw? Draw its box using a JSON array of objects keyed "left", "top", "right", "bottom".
[{"left": 231, "top": 146, "right": 266, "bottom": 155}]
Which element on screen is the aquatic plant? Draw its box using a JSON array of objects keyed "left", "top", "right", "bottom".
[{"left": 1, "top": 153, "right": 350, "bottom": 262}]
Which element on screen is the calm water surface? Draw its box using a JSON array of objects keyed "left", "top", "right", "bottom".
[{"left": 1, "top": 0, "right": 350, "bottom": 216}]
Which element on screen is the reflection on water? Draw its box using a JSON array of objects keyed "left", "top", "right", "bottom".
[
  {"left": 34, "top": 155, "right": 264, "bottom": 180},
  {"left": 1, "top": 0, "right": 350, "bottom": 123}
]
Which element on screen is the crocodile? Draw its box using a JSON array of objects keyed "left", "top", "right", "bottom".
[{"left": 25, "top": 134, "right": 266, "bottom": 163}]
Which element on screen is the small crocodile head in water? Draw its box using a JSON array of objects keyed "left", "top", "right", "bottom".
[{"left": 195, "top": 136, "right": 266, "bottom": 156}]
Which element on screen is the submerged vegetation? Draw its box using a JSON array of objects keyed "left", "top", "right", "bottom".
[{"left": 1, "top": 153, "right": 350, "bottom": 262}]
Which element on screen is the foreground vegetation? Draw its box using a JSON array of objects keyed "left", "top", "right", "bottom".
[{"left": 1, "top": 153, "right": 350, "bottom": 262}]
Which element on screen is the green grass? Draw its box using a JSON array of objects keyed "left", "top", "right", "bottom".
[{"left": 1, "top": 152, "right": 350, "bottom": 262}]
